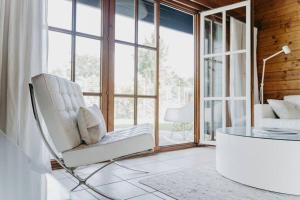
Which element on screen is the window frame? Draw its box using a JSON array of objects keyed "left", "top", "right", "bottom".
[{"left": 48, "top": 0, "right": 104, "bottom": 110}]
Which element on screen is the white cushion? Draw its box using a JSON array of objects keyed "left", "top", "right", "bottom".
[
  {"left": 32, "top": 74, "right": 84, "bottom": 152},
  {"left": 62, "top": 124, "right": 154, "bottom": 167},
  {"left": 267, "top": 99, "right": 300, "bottom": 119},
  {"left": 77, "top": 105, "right": 106, "bottom": 144},
  {"left": 284, "top": 95, "right": 300, "bottom": 108}
]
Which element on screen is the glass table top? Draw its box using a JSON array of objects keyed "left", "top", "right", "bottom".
[{"left": 218, "top": 127, "right": 300, "bottom": 141}]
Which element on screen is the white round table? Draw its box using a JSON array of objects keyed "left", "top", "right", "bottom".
[{"left": 216, "top": 128, "right": 300, "bottom": 195}]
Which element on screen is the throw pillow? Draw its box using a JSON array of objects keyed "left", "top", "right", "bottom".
[
  {"left": 77, "top": 104, "right": 107, "bottom": 144},
  {"left": 267, "top": 99, "right": 300, "bottom": 119}
]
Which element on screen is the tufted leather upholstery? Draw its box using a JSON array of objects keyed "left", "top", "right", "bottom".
[{"left": 32, "top": 73, "right": 85, "bottom": 152}]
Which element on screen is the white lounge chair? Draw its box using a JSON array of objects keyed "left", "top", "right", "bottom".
[{"left": 29, "top": 73, "right": 154, "bottom": 199}]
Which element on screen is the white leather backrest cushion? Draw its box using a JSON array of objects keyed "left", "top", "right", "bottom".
[
  {"left": 267, "top": 99, "right": 300, "bottom": 119},
  {"left": 77, "top": 105, "right": 107, "bottom": 144},
  {"left": 284, "top": 95, "right": 300, "bottom": 108},
  {"left": 32, "top": 74, "right": 85, "bottom": 152}
]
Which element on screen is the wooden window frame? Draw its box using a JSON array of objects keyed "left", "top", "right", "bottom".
[{"left": 48, "top": 0, "right": 104, "bottom": 114}]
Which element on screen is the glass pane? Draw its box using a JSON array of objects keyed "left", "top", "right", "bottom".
[
  {"left": 48, "top": 31, "right": 71, "bottom": 80},
  {"left": 204, "top": 17, "right": 223, "bottom": 54},
  {"left": 159, "top": 5, "right": 194, "bottom": 146},
  {"left": 138, "top": 48, "right": 156, "bottom": 95},
  {"left": 212, "top": 21, "right": 223, "bottom": 53},
  {"left": 115, "top": 44, "right": 135, "bottom": 94},
  {"left": 75, "top": 37, "right": 101, "bottom": 93},
  {"left": 48, "top": 0, "right": 72, "bottom": 30},
  {"left": 77, "top": 0, "right": 102, "bottom": 36},
  {"left": 114, "top": 98, "right": 134, "bottom": 129},
  {"left": 137, "top": 98, "right": 155, "bottom": 126},
  {"left": 138, "top": 0, "right": 155, "bottom": 47},
  {"left": 203, "top": 100, "right": 222, "bottom": 142},
  {"left": 228, "top": 7, "right": 246, "bottom": 51},
  {"left": 84, "top": 96, "right": 101, "bottom": 107},
  {"left": 204, "top": 19, "right": 211, "bottom": 55},
  {"left": 227, "top": 53, "right": 246, "bottom": 97},
  {"left": 115, "top": 0, "right": 135, "bottom": 42},
  {"left": 204, "top": 56, "right": 222, "bottom": 97},
  {"left": 226, "top": 100, "right": 246, "bottom": 128}
]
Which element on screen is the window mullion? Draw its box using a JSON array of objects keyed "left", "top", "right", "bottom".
[
  {"left": 134, "top": 0, "right": 139, "bottom": 125},
  {"left": 71, "top": 0, "right": 77, "bottom": 81}
]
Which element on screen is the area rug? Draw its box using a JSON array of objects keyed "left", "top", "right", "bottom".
[{"left": 139, "top": 167, "right": 300, "bottom": 200}]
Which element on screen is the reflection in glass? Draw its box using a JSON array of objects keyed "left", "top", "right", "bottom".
[
  {"left": 138, "top": 0, "right": 155, "bottom": 47},
  {"left": 75, "top": 37, "right": 101, "bottom": 93},
  {"left": 77, "top": 0, "right": 101, "bottom": 36},
  {"left": 48, "top": 31, "right": 72, "bottom": 80},
  {"left": 114, "top": 98, "right": 134, "bottom": 129},
  {"left": 114, "top": 43, "right": 135, "bottom": 94},
  {"left": 204, "top": 57, "right": 222, "bottom": 97},
  {"left": 138, "top": 48, "right": 156, "bottom": 95},
  {"left": 159, "top": 5, "right": 194, "bottom": 146},
  {"left": 84, "top": 96, "right": 101, "bottom": 107},
  {"left": 204, "top": 100, "right": 222, "bottom": 142},
  {"left": 115, "top": 0, "right": 135, "bottom": 42}
]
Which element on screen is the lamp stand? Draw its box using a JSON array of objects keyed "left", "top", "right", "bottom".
[{"left": 260, "top": 49, "right": 284, "bottom": 104}]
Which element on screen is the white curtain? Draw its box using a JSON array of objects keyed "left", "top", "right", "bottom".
[
  {"left": 229, "top": 17, "right": 259, "bottom": 127},
  {"left": 253, "top": 28, "right": 259, "bottom": 104},
  {"left": 0, "top": 0, "right": 49, "bottom": 171}
]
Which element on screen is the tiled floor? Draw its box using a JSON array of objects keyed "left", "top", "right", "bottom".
[{"left": 52, "top": 147, "right": 215, "bottom": 200}]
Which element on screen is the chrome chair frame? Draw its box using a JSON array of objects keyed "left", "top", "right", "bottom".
[{"left": 29, "top": 84, "right": 153, "bottom": 200}]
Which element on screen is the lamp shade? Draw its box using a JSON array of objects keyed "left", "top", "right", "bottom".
[{"left": 282, "top": 45, "right": 291, "bottom": 54}]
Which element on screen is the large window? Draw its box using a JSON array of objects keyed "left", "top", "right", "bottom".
[
  {"left": 48, "top": 0, "right": 102, "bottom": 108},
  {"left": 48, "top": 0, "right": 198, "bottom": 149},
  {"left": 114, "top": 0, "right": 157, "bottom": 132}
]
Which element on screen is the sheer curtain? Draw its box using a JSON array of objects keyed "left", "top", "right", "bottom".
[
  {"left": 229, "top": 17, "right": 259, "bottom": 127},
  {"left": 0, "top": 0, "right": 49, "bottom": 171}
]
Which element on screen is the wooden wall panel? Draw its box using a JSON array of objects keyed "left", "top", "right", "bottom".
[{"left": 255, "top": 0, "right": 300, "bottom": 101}]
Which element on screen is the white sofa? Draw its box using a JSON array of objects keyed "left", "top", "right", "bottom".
[{"left": 254, "top": 95, "right": 300, "bottom": 130}]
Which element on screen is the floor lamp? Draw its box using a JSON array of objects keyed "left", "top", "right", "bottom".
[{"left": 260, "top": 45, "right": 291, "bottom": 104}]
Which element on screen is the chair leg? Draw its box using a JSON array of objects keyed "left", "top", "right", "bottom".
[
  {"left": 113, "top": 162, "right": 149, "bottom": 174},
  {"left": 64, "top": 150, "right": 153, "bottom": 199}
]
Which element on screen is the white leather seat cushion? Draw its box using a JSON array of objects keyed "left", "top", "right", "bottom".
[
  {"left": 32, "top": 74, "right": 84, "bottom": 152},
  {"left": 62, "top": 124, "right": 154, "bottom": 167}
]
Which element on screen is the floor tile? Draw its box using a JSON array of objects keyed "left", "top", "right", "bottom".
[
  {"left": 153, "top": 192, "right": 176, "bottom": 200},
  {"left": 95, "top": 181, "right": 147, "bottom": 199},
  {"left": 86, "top": 172, "right": 123, "bottom": 186},
  {"left": 128, "top": 193, "right": 163, "bottom": 200},
  {"left": 59, "top": 178, "right": 78, "bottom": 190},
  {"left": 126, "top": 177, "right": 156, "bottom": 192},
  {"left": 71, "top": 190, "right": 98, "bottom": 200}
]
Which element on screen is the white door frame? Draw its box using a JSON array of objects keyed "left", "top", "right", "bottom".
[{"left": 200, "top": 1, "right": 251, "bottom": 145}]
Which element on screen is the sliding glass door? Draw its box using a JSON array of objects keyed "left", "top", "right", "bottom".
[{"left": 159, "top": 5, "right": 195, "bottom": 146}]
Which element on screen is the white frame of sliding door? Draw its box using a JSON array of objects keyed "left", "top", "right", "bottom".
[{"left": 200, "top": 1, "right": 251, "bottom": 145}]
